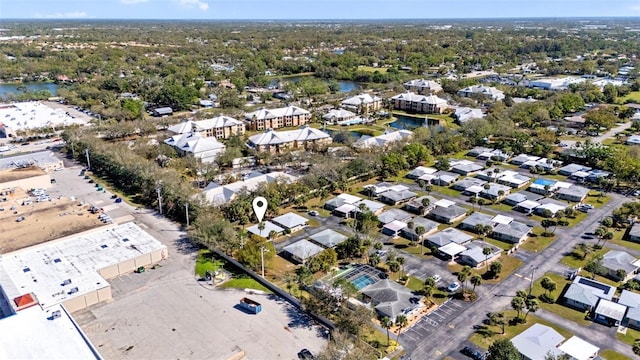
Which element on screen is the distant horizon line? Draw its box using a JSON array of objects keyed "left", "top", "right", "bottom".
[{"left": 1, "top": 16, "right": 639, "bottom": 22}]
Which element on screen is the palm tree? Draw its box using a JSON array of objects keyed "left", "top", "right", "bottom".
[
  {"left": 482, "top": 247, "right": 492, "bottom": 271},
  {"left": 380, "top": 316, "right": 393, "bottom": 346},
  {"left": 420, "top": 197, "right": 431, "bottom": 215},
  {"left": 470, "top": 274, "right": 482, "bottom": 291},
  {"left": 397, "top": 256, "right": 406, "bottom": 277},
  {"left": 523, "top": 298, "right": 539, "bottom": 323},
  {"left": 423, "top": 285, "right": 434, "bottom": 305},
  {"left": 511, "top": 296, "right": 525, "bottom": 321},
  {"left": 415, "top": 226, "right": 426, "bottom": 254},
  {"left": 395, "top": 315, "right": 408, "bottom": 340},
  {"left": 258, "top": 221, "right": 266, "bottom": 237}
]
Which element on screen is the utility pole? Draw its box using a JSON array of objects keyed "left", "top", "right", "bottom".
[
  {"left": 261, "top": 245, "right": 266, "bottom": 277},
  {"left": 85, "top": 148, "right": 91, "bottom": 170},
  {"left": 184, "top": 202, "right": 189, "bottom": 226},
  {"left": 156, "top": 185, "right": 162, "bottom": 215}
]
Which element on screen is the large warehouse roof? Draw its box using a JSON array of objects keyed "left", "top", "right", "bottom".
[{"left": 0, "top": 222, "right": 167, "bottom": 309}]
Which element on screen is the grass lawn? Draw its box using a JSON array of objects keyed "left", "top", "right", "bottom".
[
  {"left": 357, "top": 66, "right": 388, "bottom": 73},
  {"left": 616, "top": 327, "right": 640, "bottom": 346},
  {"left": 469, "top": 311, "right": 572, "bottom": 350},
  {"left": 585, "top": 192, "right": 611, "bottom": 208},
  {"left": 600, "top": 349, "right": 633, "bottom": 360},
  {"left": 220, "top": 276, "right": 271, "bottom": 293},
  {"left": 448, "top": 254, "right": 523, "bottom": 285},
  {"left": 391, "top": 237, "right": 433, "bottom": 258},
  {"left": 482, "top": 238, "right": 513, "bottom": 251},
  {"left": 620, "top": 91, "right": 640, "bottom": 103},
  {"left": 487, "top": 202, "right": 515, "bottom": 213},
  {"left": 609, "top": 227, "right": 640, "bottom": 252},
  {"left": 195, "top": 249, "right": 225, "bottom": 278},
  {"left": 361, "top": 327, "right": 394, "bottom": 355},
  {"left": 520, "top": 227, "right": 557, "bottom": 252},
  {"left": 560, "top": 246, "right": 610, "bottom": 269},
  {"left": 530, "top": 272, "right": 592, "bottom": 326},
  {"left": 433, "top": 185, "right": 462, "bottom": 198}
]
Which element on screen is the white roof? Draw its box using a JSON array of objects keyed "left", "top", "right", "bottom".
[
  {"left": 536, "top": 203, "right": 566, "bottom": 214},
  {"left": 283, "top": 239, "right": 324, "bottom": 260},
  {"left": 404, "top": 79, "right": 442, "bottom": 91},
  {"left": 334, "top": 204, "right": 356, "bottom": 214},
  {"left": 246, "top": 221, "right": 284, "bottom": 237},
  {"left": 465, "top": 185, "right": 484, "bottom": 194},
  {"left": 511, "top": 323, "right": 564, "bottom": 360},
  {"left": 517, "top": 200, "right": 541, "bottom": 209},
  {"left": 248, "top": 126, "right": 331, "bottom": 146},
  {"left": 167, "top": 116, "right": 244, "bottom": 134},
  {"left": 438, "top": 242, "right": 466, "bottom": 257},
  {"left": 492, "top": 214, "right": 513, "bottom": 225},
  {"left": 272, "top": 212, "right": 309, "bottom": 229},
  {"left": 0, "top": 304, "right": 99, "bottom": 359},
  {"left": 0, "top": 223, "right": 167, "bottom": 310},
  {"left": 323, "top": 108, "right": 355, "bottom": 120},
  {"left": 164, "top": 133, "right": 225, "bottom": 161},
  {"left": 595, "top": 299, "right": 627, "bottom": 321},
  {"left": 557, "top": 336, "right": 599, "bottom": 360},
  {"left": 434, "top": 199, "right": 455, "bottom": 208},
  {"left": 202, "top": 172, "right": 297, "bottom": 205},
  {"left": 245, "top": 105, "right": 310, "bottom": 121},
  {"left": 353, "top": 130, "right": 413, "bottom": 149},
  {"left": 341, "top": 93, "right": 381, "bottom": 106},
  {"left": 0, "top": 101, "right": 89, "bottom": 131},
  {"left": 384, "top": 220, "right": 407, "bottom": 232},
  {"left": 337, "top": 193, "right": 362, "bottom": 204}
]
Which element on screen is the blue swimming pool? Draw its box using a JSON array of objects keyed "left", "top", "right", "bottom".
[
  {"left": 351, "top": 274, "right": 376, "bottom": 290},
  {"left": 339, "top": 118, "right": 364, "bottom": 126},
  {"left": 533, "top": 178, "right": 555, "bottom": 186}
]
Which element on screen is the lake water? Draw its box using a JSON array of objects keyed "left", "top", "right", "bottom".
[
  {"left": 0, "top": 82, "right": 59, "bottom": 98},
  {"left": 389, "top": 114, "right": 442, "bottom": 130},
  {"left": 271, "top": 76, "right": 361, "bottom": 93}
]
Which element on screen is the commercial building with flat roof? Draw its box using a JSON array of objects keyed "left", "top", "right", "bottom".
[{"left": 0, "top": 222, "right": 168, "bottom": 313}]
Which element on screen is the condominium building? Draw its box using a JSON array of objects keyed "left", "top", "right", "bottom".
[
  {"left": 403, "top": 79, "right": 443, "bottom": 94},
  {"left": 244, "top": 106, "right": 311, "bottom": 130},
  {"left": 340, "top": 93, "right": 382, "bottom": 115},
  {"left": 248, "top": 126, "right": 332, "bottom": 154},
  {"left": 167, "top": 115, "right": 245, "bottom": 140},
  {"left": 389, "top": 92, "right": 448, "bottom": 114}
]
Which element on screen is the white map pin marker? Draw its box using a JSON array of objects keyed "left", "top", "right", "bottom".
[{"left": 252, "top": 196, "right": 268, "bottom": 223}]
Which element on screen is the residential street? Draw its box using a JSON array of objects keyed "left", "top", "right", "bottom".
[{"left": 402, "top": 192, "right": 635, "bottom": 359}]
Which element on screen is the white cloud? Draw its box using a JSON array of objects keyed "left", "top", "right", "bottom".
[
  {"left": 36, "top": 11, "right": 88, "bottom": 19},
  {"left": 178, "top": 0, "right": 209, "bottom": 11},
  {"left": 121, "top": 0, "right": 149, "bottom": 4}
]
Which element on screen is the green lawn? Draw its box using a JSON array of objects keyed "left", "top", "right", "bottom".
[
  {"left": 520, "top": 227, "right": 557, "bottom": 252},
  {"left": 585, "top": 192, "right": 611, "bottom": 208},
  {"left": 600, "top": 349, "right": 633, "bottom": 360},
  {"left": 616, "top": 327, "right": 640, "bottom": 347},
  {"left": 530, "top": 272, "right": 593, "bottom": 326},
  {"left": 357, "top": 66, "right": 388, "bottom": 73},
  {"left": 619, "top": 91, "right": 640, "bottom": 103},
  {"left": 219, "top": 276, "right": 271, "bottom": 293},
  {"left": 392, "top": 238, "right": 433, "bottom": 258},
  {"left": 609, "top": 227, "right": 640, "bottom": 252},
  {"left": 487, "top": 202, "right": 515, "bottom": 213},
  {"left": 433, "top": 185, "right": 462, "bottom": 198},
  {"left": 482, "top": 237, "right": 513, "bottom": 251},
  {"left": 195, "top": 249, "right": 225, "bottom": 278},
  {"left": 560, "top": 246, "right": 610, "bottom": 269},
  {"left": 448, "top": 254, "right": 523, "bottom": 284},
  {"left": 469, "top": 312, "right": 572, "bottom": 350}
]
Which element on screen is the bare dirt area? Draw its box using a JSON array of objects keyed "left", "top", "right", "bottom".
[
  {"left": 0, "top": 188, "right": 104, "bottom": 253},
  {"left": 0, "top": 167, "right": 46, "bottom": 183}
]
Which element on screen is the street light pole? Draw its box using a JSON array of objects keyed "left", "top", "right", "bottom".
[
  {"left": 528, "top": 265, "right": 538, "bottom": 298},
  {"left": 156, "top": 186, "right": 162, "bottom": 215},
  {"left": 184, "top": 202, "right": 189, "bottom": 226},
  {"left": 85, "top": 148, "right": 91, "bottom": 170},
  {"left": 261, "top": 245, "right": 266, "bottom": 277}
]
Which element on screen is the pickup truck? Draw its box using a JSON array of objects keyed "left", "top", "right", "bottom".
[{"left": 239, "top": 297, "right": 262, "bottom": 314}]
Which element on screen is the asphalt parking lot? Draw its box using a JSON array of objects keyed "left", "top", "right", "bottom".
[{"left": 401, "top": 299, "right": 468, "bottom": 354}]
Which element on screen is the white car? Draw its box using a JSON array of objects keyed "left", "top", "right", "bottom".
[
  {"left": 432, "top": 274, "right": 442, "bottom": 283},
  {"left": 447, "top": 282, "right": 460, "bottom": 292}
]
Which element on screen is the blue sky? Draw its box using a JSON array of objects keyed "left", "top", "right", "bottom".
[{"left": 1, "top": 0, "right": 639, "bottom": 20}]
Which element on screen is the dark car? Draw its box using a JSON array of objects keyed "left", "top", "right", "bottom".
[
  {"left": 462, "top": 346, "right": 485, "bottom": 360},
  {"left": 297, "top": 349, "right": 314, "bottom": 359}
]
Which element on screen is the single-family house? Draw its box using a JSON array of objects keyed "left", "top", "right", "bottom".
[
  {"left": 594, "top": 299, "right": 627, "bottom": 326},
  {"left": 587, "top": 170, "right": 611, "bottom": 183},
  {"left": 271, "top": 212, "right": 309, "bottom": 233},
  {"left": 480, "top": 183, "right": 511, "bottom": 201},
  {"left": 510, "top": 154, "right": 540, "bottom": 166},
  {"left": 354, "top": 199, "right": 386, "bottom": 215},
  {"left": 164, "top": 132, "right": 226, "bottom": 163},
  {"left": 459, "top": 212, "right": 494, "bottom": 233},
  {"left": 333, "top": 204, "right": 357, "bottom": 218},
  {"left": 247, "top": 221, "right": 284, "bottom": 239},
  {"left": 406, "top": 166, "right": 437, "bottom": 180},
  {"left": 563, "top": 276, "right": 614, "bottom": 312},
  {"left": 454, "top": 106, "right": 485, "bottom": 124},
  {"left": 438, "top": 242, "right": 467, "bottom": 260},
  {"left": 202, "top": 171, "right": 297, "bottom": 206},
  {"left": 379, "top": 190, "right": 417, "bottom": 205},
  {"left": 511, "top": 323, "right": 565, "bottom": 360},
  {"left": 457, "top": 85, "right": 505, "bottom": 101},
  {"left": 361, "top": 279, "right": 415, "bottom": 321},
  {"left": 400, "top": 218, "right": 439, "bottom": 241},
  {"left": 535, "top": 199, "right": 568, "bottom": 217},
  {"left": 452, "top": 177, "right": 487, "bottom": 191},
  {"left": 601, "top": 250, "right": 640, "bottom": 281},
  {"left": 492, "top": 221, "right": 531, "bottom": 244},
  {"left": 322, "top": 109, "right": 357, "bottom": 124},
  {"left": 364, "top": 182, "right": 410, "bottom": 197},
  {"left": 513, "top": 200, "right": 541, "bottom": 214},
  {"left": 353, "top": 129, "right": 413, "bottom": 149},
  {"left": 569, "top": 171, "right": 591, "bottom": 183},
  {"left": 557, "top": 336, "right": 599, "bottom": 360},
  {"left": 283, "top": 239, "right": 325, "bottom": 264},
  {"left": 429, "top": 204, "right": 468, "bottom": 224},
  {"left": 245, "top": 105, "right": 311, "bottom": 130},
  {"left": 309, "top": 229, "right": 347, "bottom": 248},
  {"left": 630, "top": 223, "right": 640, "bottom": 243},
  {"left": 404, "top": 195, "right": 438, "bottom": 215},
  {"left": 431, "top": 171, "right": 459, "bottom": 186},
  {"left": 450, "top": 160, "right": 483, "bottom": 176},
  {"left": 467, "top": 147, "right": 493, "bottom": 157},
  {"left": 627, "top": 135, "right": 640, "bottom": 146},
  {"left": 458, "top": 242, "right": 501, "bottom": 268},
  {"left": 503, "top": 193, "right": 529, "bottom": 206},
  {"left": 556, "top": 185, "right": 590, "bottom": 203},
  {"left": 341, "top": 93, "right": 382, "bottom": 115},
  {"left": 378, "top": 208, "right": 413, "bottom": 225},
  {"left": 618, "top": 290, "right": 640, "bottom": 330},
  {"left": 324, "top": 193, "right": 362, "bottom": 211},
  {"left": 403, "top": 79, "right": 443, "bottom": 94},
  {"left": 425, "top": 228, "right": 473, "bottom": 248},
  {"left": 382, "top": 220, "right": 408, "bottom": 237},
  {"left": 558, "top": 164, "right": 592, "bottom": 176},
  {"left": 152, "top": 107, "right": 173, "bottom": 117}
]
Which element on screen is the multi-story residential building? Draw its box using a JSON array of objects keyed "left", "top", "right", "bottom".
[
  {"left": 247, "top": 126, "right": 332, "bottom": 154},
  {"left": 167, "top": 115, "right": 245, "bottom": 140},
  {"left": 403, "top": 79, "right": 443, "bottom": 94},
  {"left": 457, "top": 85, "right": 505, "bottom": 101},
  {"left": 389, "top": 92, "right": 448, "bottom": 114},
  {"left": 340, "top": 93, "right": 382, "bottom": 115},
  {"left": 244, "top": 105, "right": 310, "bottom": 130}
]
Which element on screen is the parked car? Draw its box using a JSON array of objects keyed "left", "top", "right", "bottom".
[
  {"left": 297, "top": 349, "right": 314, "bottom": 359},
  {"left": 432, "top": 274, "right": 442, "bottom": 283},
  {"left": 461, "top": 346, "right": 485, "bottom": 360},
  {"left": 447, "top": 282, "right": 460, "bottom": 292},
  {"left": 308, "top": 210, "right": 319, "bottom": 216}
]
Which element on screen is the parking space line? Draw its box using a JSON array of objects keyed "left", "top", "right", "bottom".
[{"left": 514, "top": 273, "right": 523, "bottom": 278}]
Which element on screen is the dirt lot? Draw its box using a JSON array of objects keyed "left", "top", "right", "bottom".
[
  {"left": 0, "top": 167, "right": 46, "bottom": 183},
  {"left": 0, "top": 188, "right": 104, "bottom": 253}
]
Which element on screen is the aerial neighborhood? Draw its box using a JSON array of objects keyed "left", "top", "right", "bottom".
[{"left": 0, "top": 14, "right": 640, "bottom": 360}]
